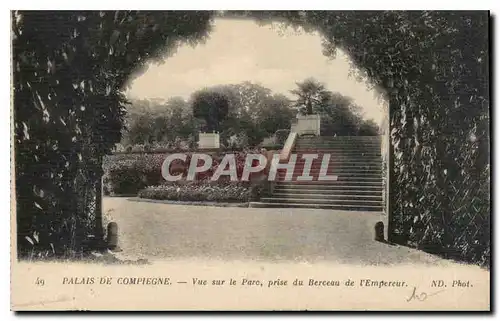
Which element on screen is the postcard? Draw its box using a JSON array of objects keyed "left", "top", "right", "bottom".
[{"left": 10, "top": 10, "right": 490, "bottom": 311}]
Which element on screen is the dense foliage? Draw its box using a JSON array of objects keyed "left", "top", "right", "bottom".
[
  {"left": 291, "top": 78, "right": 379, "bottom": 136},
  {"left": 121, "top": 97, "right": 198, "bottom": 148},
  {"left": 13, "top": 11, "right": 213, "bottom": 256},
  {"left": 192, "top": 90, "right": 230, "bottom": 133},
  {"left": 246, "top": 11, "right": 490, "bottom": 265},
  {"left": 103, "top": 154, "right": 164, "bottom": 195},
  {"left": 291, "top": 77, "right": 327, "bottom": 115},
  {"left": 216, "top": 82, "right": 295, "bottom": 146},
  {"left": 138, "top": 181, "right": 259, "bottom": 203},
  {"left": 121, "top": 82, "right": 296, "bottom": 149},
  {"left": 103, "top": 149, "right": 272, "bottom": 196},
  {"left": 122, "top": 78, "right": 377, "bottom": 150}
]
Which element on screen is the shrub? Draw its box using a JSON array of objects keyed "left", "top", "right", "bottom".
[
  {"left": 275, "top": 129, "right": 290, "bottom": 145},
  {"left": 260, "top": 143, "right": 282, "bottom": 150},
  {"left": 249, "top": 176, "right": 271, "bottom": 201},
  {"left": 138, "top": 181, "right": 253, "bottom": 203},
  {"left": 103, "top": 149, "right": 272, "bottom": 196},
  {"left": 104, "top": 156, "right": 165, "bottom": 195},
  {"left": 106, "top": 164, "right": 145, "bottom": 195}
]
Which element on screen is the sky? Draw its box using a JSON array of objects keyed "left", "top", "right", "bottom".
[{"left": 126, "top": 18, "right": 387, "bottom": 124}]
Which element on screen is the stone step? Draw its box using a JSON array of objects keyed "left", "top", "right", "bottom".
[
  {"left": 295, "top": 148, "right": 381, "bottom": 152},
  {"left": 297, "top": 138, "right": 380, "bottom": 142},
  {"left": 282, "top": 167, "right": 381, "bottom": 173},
  {"left": 274, "top": 183, "right": 383, "bottom": 190},
  {"left": 276, "top": 171, "right": 382, "bottom": 182},
  {"left": 274, "top": 180, "right": 382, "bottom": 186},
  {"left": 291, "top": 159, "right": 382, "bottom": 165},
  {"left": 292, "top": 153, "right": 381, "bottom": 157},
  {"left": 290, "top": 163, "right": 382, "bottom": 168},
  {"left": 295, "top": 144, "right": 381, "bottom": 149},
  {"left": 297, "top": 137, "right": 380, "bottom": 139},
  {"left": 292, "top": 159, "right": 381, "bottom": 163},
  {"left": 296, "top": 141, "right": 380, "bottom": 144},
  {"left": 276, "top": 172, "right": 382, "bottom": 179},
  {"left": 249, "top": 202, "right": 383, "bottom": 212},
  {"left": 293, "top": 167, "right": 383, "bottom": 172},
  {"left": 292, "top": 151, "right": 382, "bottom": 157},
  {"left": 274, "top": 187, "right": 383, "bottom": 195},
  {"left": 295, "top": 140, "right": 380, "bottom": 143},
  {"left": 299, "top": 136, "right": 380, "bottom": 140},
  {"left": 261, "top": 197, "right": 382, "bottom": 206},
  {"left": 293, "top": 147, "right": 381, "bottom": 152},
  {"left": 277, "top": 165, "right": 382, "bottom": 176},
  {"left": 272, "top": 193, "right": 382, "bottom": 200},
  {"left": 290, "top": 162, "right": 382, "bottom": 168},
  {"left": 295, "top": 140, "right": 381, "bottom": 144}
]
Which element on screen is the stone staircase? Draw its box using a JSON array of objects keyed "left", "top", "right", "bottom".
[{"left": 251, "top": 136, "right": 383, "bottom": 211}]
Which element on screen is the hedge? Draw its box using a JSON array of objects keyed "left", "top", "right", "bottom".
[
  {"left": 103, "top": 155, "right": 165, "bottom": 195},
  {"left": 138, "top": 180, "right": 269, "bottom": 203},
  {"left": 103, "top": 150, "right": 276, "bottom": 196}
]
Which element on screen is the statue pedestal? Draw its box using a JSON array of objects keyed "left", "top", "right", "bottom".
[
  {"left": 295, "top": 114, "right": 321, "bottom": 136},
  {"left": 198, "top": 132, "right": 220, "bottom": 149}
]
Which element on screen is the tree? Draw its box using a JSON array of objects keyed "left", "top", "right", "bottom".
[
  {"left": 124, "top": 83, "right": 294, "bottom": 149},
  {"left": 162, "top": 97, "right": 197, "bottom": 142},
  {"left": 258, "top": 93, "right": 295, "bottom": 135},
  {"left": 290, "top": 79, "right": 374, "bottom": 136},
  {"left": 314, "top": 92, "right": 359, "bottom": 136},
  {"left": 121, "top": 99, "right": 157, "bottom": 145},
  {"left": 358, "top": 119, "right": 379, "bottom": 136},
  {"left": 192, "top": 82, "right": 294, "bottom": 147},
  {"left": 290, "top": 78, "right": 328, "bottom": 115},
  {"left": 191, "top": 90, "right": 230, "bottom": 133},
  {"left": 121, "top": 97, "right": 198, "bottom": 147}
]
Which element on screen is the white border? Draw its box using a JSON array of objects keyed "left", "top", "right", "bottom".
[
  {"left": 3, "top": 2, "right": 498, "bottom": 319},
  {"left": 4, "top": 1, "right": 498, "bottom": 10}
]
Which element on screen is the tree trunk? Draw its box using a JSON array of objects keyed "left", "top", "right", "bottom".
[{"left": 306, "top": 100, "right": 313, "bottom": 115}]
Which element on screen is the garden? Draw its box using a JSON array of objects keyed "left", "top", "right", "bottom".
[
  {"left": 103, "top": 149, "right": 276, "bottom": 204},
  {"left": 13, "top": 11, "right": 489, "bottom": 267}
]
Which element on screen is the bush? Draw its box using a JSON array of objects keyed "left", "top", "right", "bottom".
[
  {"left": 138, "top": 181, "right": 253, "bottom": 203},
  {"left": 275, "top": 129, "right": 290, "bottom": 145},
  {"left": 106, "top": 164, "right": 145, "bottom": 195},
  {"left": 104, "top": 155, "right": 165, "bottom": 195},
  {"left": 249, "top": 176, "right": 271, "bottom": 201},
  {"left": 103, "top": 149, "right": 270, "bottom": 196},
  {"left": 260, "top": 144, "right": 282, "bottom": 150}
]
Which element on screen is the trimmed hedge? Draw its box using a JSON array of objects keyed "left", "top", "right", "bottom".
[
  {"left": 138, "top": 180, "right": 268, "bottom": 203},
  {"left": 103, "top": 149, "right": 278, "bottom": 196},
  {"left": 103, "top": 155, "right": 165, "bottom": 195}
]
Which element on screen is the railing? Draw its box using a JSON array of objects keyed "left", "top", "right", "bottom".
[
  {"left": 279, "top": 131, "right": 298, "bottom": 162},
  {"left": 263, "top": 131, "right": 297, "bottom": 194}
]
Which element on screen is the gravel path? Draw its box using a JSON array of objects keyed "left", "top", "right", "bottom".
[{"left": 103, "top": 197, "right": 457, "bottom": 266}]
